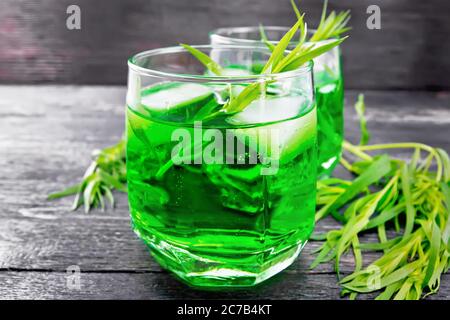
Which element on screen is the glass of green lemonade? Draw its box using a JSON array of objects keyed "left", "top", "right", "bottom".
[
  {"left": 126, "top": 45, "right": 317, "bottom": 287},
  {"left": 210, "top": 26, "right": 344, "bottom": 178}
]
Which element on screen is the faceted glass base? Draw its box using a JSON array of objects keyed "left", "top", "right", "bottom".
[{"left": 134, "top": 225, "right": 307, "bottom": 288}]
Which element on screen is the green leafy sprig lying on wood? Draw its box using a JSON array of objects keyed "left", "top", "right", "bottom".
[
  {"left": 312, "top": 96, "right": 450, "bottom": 300},
  {"left": 48, "top": 139, "right": 127, "bottom": 213}
]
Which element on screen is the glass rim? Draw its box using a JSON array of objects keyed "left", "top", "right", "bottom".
[
  {"left": 209, "top": 26, "right": 326, "bottom": 46},
  {"left": 127, "top": 44, "right": 313, "bottom": 83}
]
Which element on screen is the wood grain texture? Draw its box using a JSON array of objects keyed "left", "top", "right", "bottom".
[
  {"left": 0, "top": 272, "right": 343, "bottom": 300},
  {"left": 0, "top": 1, "right": 450, "bottom": 89},
  {"left": 1, "top": 272, "right": 449, "bottom": 300},
  {"left": 0, "top": 86, "right": 449, "bottom": 299}
]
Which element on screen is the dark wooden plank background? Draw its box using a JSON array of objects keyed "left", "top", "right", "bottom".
[
  {"left": 1, "top": 0, "right": 450, "bottom": 89},
  {"left": 0, "top": 86, "right": 449, "bottom": 299}
]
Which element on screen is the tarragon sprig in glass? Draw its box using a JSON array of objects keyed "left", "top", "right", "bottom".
[
  {"left": 309, "top": 0, "right": 351, "bottom": 42},
  {"left": 182, "top": 16, "right": 347, "bottom": 120},
  {"left": 260, "top": 0, "right": 351, "bottom": 45}
]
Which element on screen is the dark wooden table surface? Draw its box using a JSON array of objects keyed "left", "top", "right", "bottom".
[{"left": 0, "top": 85, "right": 449, "bottom": 299}]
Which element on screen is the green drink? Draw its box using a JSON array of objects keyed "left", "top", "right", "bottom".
[
  {"left": 314, "top": 66, "right": 344, "bottom": 176},
  {"left": 210, "top": 26, "right": 345, "bottom": 177},
  {"left": 126, "top": 46, "right": 317, "bottom": 287}
]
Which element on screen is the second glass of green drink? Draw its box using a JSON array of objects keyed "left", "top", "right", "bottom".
[
  {"left": 126, "top": 45, "right": 317, "bottom": 287},
  {"left": 210, "top": 26, "right": 344, "bottom": 178}
]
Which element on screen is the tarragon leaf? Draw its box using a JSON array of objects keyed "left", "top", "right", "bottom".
[
  {"left": 275, "top": 37, "right": 346, "bottom": 72},
  {"left": 259, "top": 24, "right": 275, "bottom": 52},
  {"left": 180, "top": 43, "right": 224, "bottom": 76}
]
